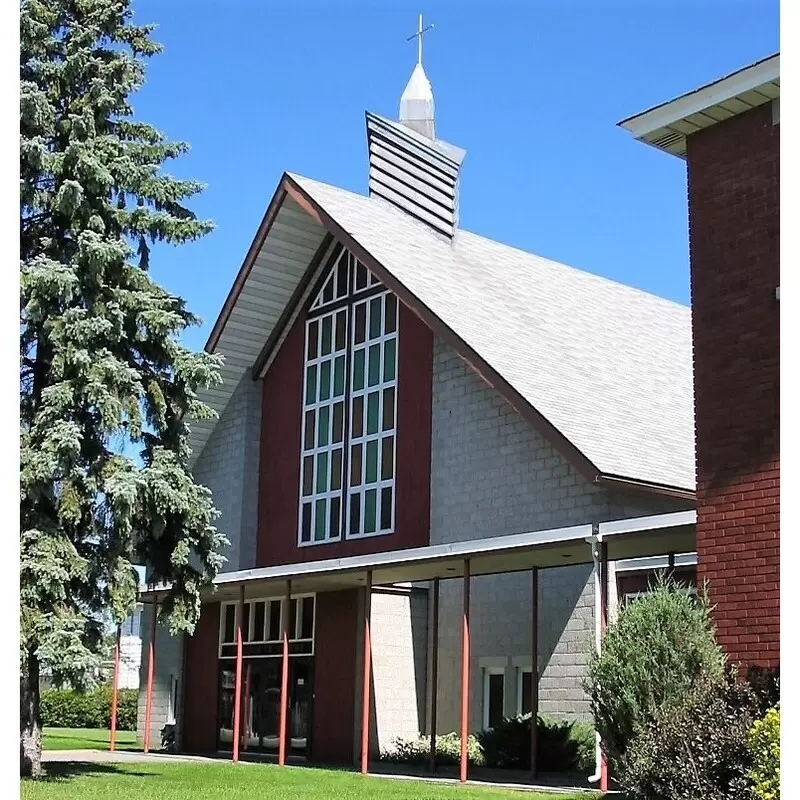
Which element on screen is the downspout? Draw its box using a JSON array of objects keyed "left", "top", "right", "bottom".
[{"left": 586, "top": 529, "right": 602, "bottom": 786}]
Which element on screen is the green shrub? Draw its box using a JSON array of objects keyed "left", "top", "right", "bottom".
[
  {"left": 620, "top": 671, "right": 756, "bottom": 800},
  {"left": 584, "top": 575, "right": 724, "bottom": 769},
  {"left": 477, "top": 714, "right": 596, "bottom": 773},
  {"left": 749, "top": 705, "right": 780, "bottom": 800},
  {"left": 380, "top": 731, "right": 485, "bottom": 767},
  {"left": 41, "top": 687, "right": 137, "bottom": 731}
]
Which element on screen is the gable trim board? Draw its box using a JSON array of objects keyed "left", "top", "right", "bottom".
[{"left": 196, "top": 171, "right": 695, "bottom": 499}]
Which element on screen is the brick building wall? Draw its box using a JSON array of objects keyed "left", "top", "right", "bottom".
[
  {"left": 686, "top": 102, "right": 780, "bottom": 667},
  {"left": 428, "top": 338, "right": 690, "bottom": 730}
]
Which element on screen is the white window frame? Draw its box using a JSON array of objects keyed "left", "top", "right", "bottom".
[
  {"left": 482, "top": 666, "right": 506, "bottom": 730},
  {"left": 167, "top": 674, "right": 178, "bottom": 725}
]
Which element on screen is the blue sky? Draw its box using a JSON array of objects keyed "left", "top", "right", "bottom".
[{"left": 131, "top": 0, "right": 779, "bottom": 352}]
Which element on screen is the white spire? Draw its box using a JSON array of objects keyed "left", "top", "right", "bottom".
[{"left": 400, "top": 14, "right": 435, "bottom": 139}]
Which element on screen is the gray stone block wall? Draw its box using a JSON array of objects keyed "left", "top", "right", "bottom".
[
  {"left": 136, "top": 604, "right": 184, "bottom": 750},
  {"left": 193, "top": 374, "right": 262, "bottom": 573},
  {"left": 428, "top": 337, "right": 689, "bottom": 732}
]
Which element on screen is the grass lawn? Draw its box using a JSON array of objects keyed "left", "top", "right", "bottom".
[
  {"left": 43, "top": 727, "right": 139, "bottom": 752},
  {"left": 22, "top": 761, "right": 596, "bottom": 800}
]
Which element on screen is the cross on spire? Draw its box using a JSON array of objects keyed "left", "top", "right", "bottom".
[{"left": 407, "top": 13, "right": 434, "bottom": 66}]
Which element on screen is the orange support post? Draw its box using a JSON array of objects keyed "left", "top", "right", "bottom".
[
  {"left": 599, "top": 541, "right": 609, "bottom": 794},
  {"left": 531, "top": 568, "right": 539, "bottom": 779},
  {"left": 459, "top": 559, "right": 471, "bottom": 783},
  {"left": 360, "top": 570, "right": 373, "bottom": 775},
  {"left": 428, "top": 577, "right": 440, "bottom": 774},
  {"left": 143, "top": 600, "right": 158, "bottom": 753},
  {"left": 232, "top": 585, "right": 245, "bottom": 763},
  {"left": 110, "top": 624, "right": 121, "bottom": 752},
  {"left": 278, "top": 580, "right": 292, "bottom": 767}
]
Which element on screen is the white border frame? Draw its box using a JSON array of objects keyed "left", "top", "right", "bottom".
[{"left": 482, "top": 666, "right": 506, "bottom": 730}]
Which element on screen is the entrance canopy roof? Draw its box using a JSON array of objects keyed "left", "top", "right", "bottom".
[{"left": 139, "top": 511, "right": 695, "bottom": 604}]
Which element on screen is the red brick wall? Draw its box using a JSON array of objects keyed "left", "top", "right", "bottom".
[
  {"left": 257, "top": 292, "right": 433, "bottom": 567},
  {"left": 686, "top": 102, "right": 780, "bottom": 667},
  {"left": 183, "top": 603, "right": 220, "bottom": 753}
]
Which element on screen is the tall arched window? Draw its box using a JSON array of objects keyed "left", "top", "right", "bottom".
[{"left": 298, "top": 246, "right": 398, "bottom": 545}]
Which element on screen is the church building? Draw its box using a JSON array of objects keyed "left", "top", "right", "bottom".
[{"left": 137, "top": 26, "right": 698, "bottom": 779}]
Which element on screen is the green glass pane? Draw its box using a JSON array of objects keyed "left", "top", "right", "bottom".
[
  {"left": 321, "top": 315, "right": 332, "bottom": 355},
  {"left": 317, "top": 406, "right": 329, "bottom": 447},
  {"left": 330, "top": 497, "right": 341, "bottom": 539},
  {"left": 301, "top": 503, "right": 312, "bottom": 542},
  {"left": 382, "top": 387, "right": 395, "bottom": 431},
  {"left": 307, "top": 320, "right": 319, "bottom": 359},
  {"left": 354, "top": 303, "right": 366, "bottom": 344},
  {"left": 381, "top": 436, "right": 394, "bottom": 480},
  {"left": 364, "top": 489, "right": 377, "bottom": 534},
  {"left": 353, "top": 349, "right": 365, "bottom": 391},
  {"left": 385, "top": 294, "right": 397, "bottom": 334},
  {"left": 368, "top": 344, "right": 380, "bottom": 387},
  {"left": 366, "top": 439, "right": 378, "bottom": 484},
  {"left": 316, "top": 451, "right": 328, "bottom": 494},
  {"left": 331, "top": 449, "right": 342, "bottom": 491},
  {"left": 350, "top": 443, "right": 362, "bottom": 486},
  {"left": 305, "top": 365, "right": 317, "bottom": 405},
  {"left": 304, "top": 410, "right": 315, "bottom": 450},
  {"left": 380, "top": 487, "right": 393, "bottom": 530},
  {"left": 315, "top": 499, "right": 327, "bottom": 541},
  {"left": 383, "top": 338, "right": 396, "bottom": 382},
  {"left": 369, "top": 296, "right": 382, "bottom": 339},
  {"left": 335, "top": 310, "right": 346, "bottom": 351},
  {"left": 351, "top": 396, "right": 363, "bottom": 438},
  {"left": 302, "top": 455, "right": 314, "bottom": 495},
  {"left": 332, "top": 402, "right": 344, "bottom": 444},
  {"left": 349, "top": 493, "right": 361, "bottom": 535},
  {"left": 319, "top": 360, "right": 331, "bottom": 401},
  {"left": 333, "top": 355, "right": 345, "bottom": 397},
  {"left": 366, "top": 391, "right": 379, "bottom": 434}
]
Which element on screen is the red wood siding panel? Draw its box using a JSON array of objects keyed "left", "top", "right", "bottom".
[
  {"left": 182, "top": 603, "right": 220, "bottom": 754},
  {"left": 686, "top": 103, "right": 779, "bottom": 667},
  {"left": 311, "top": 589, "right": 359, "bottom": 764},
  {"left": 256, "top": 295, "right": 433, "bottom": 566}
]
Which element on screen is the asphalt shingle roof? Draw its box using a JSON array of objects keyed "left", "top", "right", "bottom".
[{"left": 290, "top": 173, "right": 695, "bottom": 492}]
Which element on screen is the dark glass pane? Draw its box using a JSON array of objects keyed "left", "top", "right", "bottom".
[
  {"left": 314, "top": 499, "right": 326, "bottom": 541},
  {"left": 253, "top": 601, "right": 266, "bottom": 642},
  {"left": 267, "top": 600, "right": 281, "bottom": 641},
  {"left": 302, "top": 455, "right": 314, "bottom": 496},
  {"left": 335, "top": 310, "right": 346, "bottom": 351},
  {"left": 289, "top": 599, "right": 299, "bottom": 638},
  {"left": 319, "top": 360, "right": 331, "bottom": 401},
  {"left": 369, "top": 296, "right": 382, "bottom": 339},
  {"left": 488, "top": 674, "right": 504, "bottom": 729},
  {"left": 350, "top": 443, "right": 362, "bottom": 486},
  {"left": 322, "top": 274, "right": 334, "bottom": 304},
  {"left": 321, "top": 315, "right": 332, "bottom": 355},
  {"left": 521, "top": 671, "right": 532, "bottom": 715},
  {"left": 366, "top": 439, "right": 378, "bottom": 484},
  {"left": 382, "top": 387, "right": 395, "bottom": 431},
  {"left": 383, "top": 338, "right": 396, "bottom": 381},
  {"left": 352, "top": 396, "right": 364, "bottom": 438},
  {"left": 349, "top": 493, "right": 361, "bottom": 535},
  {"left": 364, "top": 488, "right": 377, "bottom": 534},
  {"left": 381, "top": 436, "right": 394, "bottom": 480},
  {"left": 304, "top": 410, "right": 315, "bottom": 450},
  {"left": 354, "top": 303, "right": 366, "bottom": 344},
  {"left": 242, "top": 603, "right": 251, "bottom": 642},
  {"left": 316, "top": 451, "right": 328, "bottom": 493},
  {"left": 317, "top": 405, "right": 329, "bottom": 447},
  {"left": 332, "top": 402, "right": 344, "bottom": 444},
  {"left": 366, "top": 391, "right": 379, "bottom": 434},
  {"left": 307, "top": 320, "right": 319, "bottom": 359},
  {"left": 305, "top": 365, "right": 316, "bottom": 405},
  {"left": 329, "top": 496, "right": 341, "bottom": 540},
  {"left": 356, "top": 261, "right": 368, "bottom": 290},
  {"left": 301, "top": 597, "right": 315, "bottom": 639},
  {"left": 224, "top": 604, "right": 236, "bottom": 643},
  {"left": 333, "top": 355, "right": 345, "bottom": 397},
  {"left": 301, "top": 503, "right": 312, "bottom": 542},
  {"left": 385, "top": 294, "right": 397, "bottom": 333},
  {"left": 336, "top": 259, "right": 348, "bottom": 298},
  {"left": 353, "top": 349, "right": 365, "bottom": 390},
  {"left": 331, "top": 448, "right": 342, "bottom": 491},
  {"left": 380, "top": 486, "right": 393, "bottom": 531},
  {"left": 368, "top": 344, "right": 380, "bottom": 386}
]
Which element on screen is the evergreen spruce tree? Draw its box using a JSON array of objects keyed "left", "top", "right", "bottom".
[{"left": 20, "top": 0, "right": 227, "bottom": 776}]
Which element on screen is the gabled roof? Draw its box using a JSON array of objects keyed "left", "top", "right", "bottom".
[{"left": 193, "top": 172, "right": 695, "bottom": 495}]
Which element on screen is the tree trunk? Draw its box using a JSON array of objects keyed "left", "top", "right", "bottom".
[{"left": 20, "top": 647, "right": 42, "bottom": 778}]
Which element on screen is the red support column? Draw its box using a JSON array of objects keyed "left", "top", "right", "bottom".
[
  {"left": 599, "top": 540, "right": 609, "bottom": 794},
  {"left": 360, "top": 570, "right": 373, "bottom": 775},
  {"left": 428, "top": 577, "right": 440, "bottom": 774},
  {"left": 278, "top": 580, "right": 292, "bottom": 767},
  {"left": 530, "top": 568, "right": 539, "bottom": 780},
  {"left": 459, "top": 559, "right": 471, "bottom": 784},
  {"left": 232, "top": 585, "right": 245, "bottom": 763},
  {"left": 143, "top": 600, "right": 158, "bottom": 753},
  {"left": 110, "top": 624, "right": 121, "bottom": 752}
]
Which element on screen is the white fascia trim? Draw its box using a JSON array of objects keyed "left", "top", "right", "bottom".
[
  {"left": 598, "top": 509, "right": 697, "bottom": 538},
  {"left": 615, "top": 552, "right": 698, "bottom": 573},
  {"left": 619, "top": 54, "right": 780, "bottom": 138}
]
